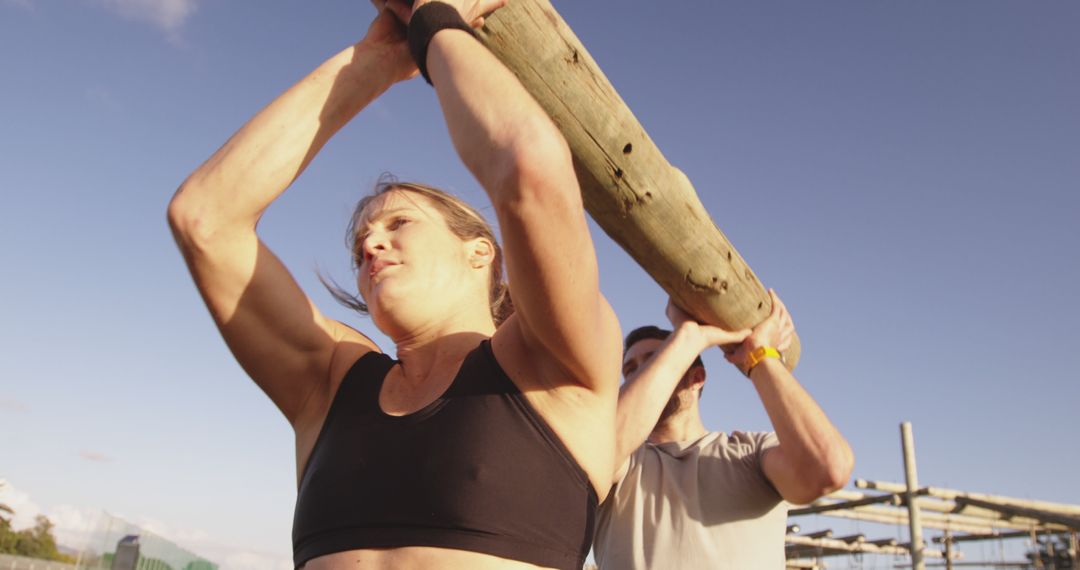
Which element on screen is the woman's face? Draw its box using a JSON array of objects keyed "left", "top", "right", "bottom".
[{"left": 354, "top": 190, "right": 487, "bottom": 332}]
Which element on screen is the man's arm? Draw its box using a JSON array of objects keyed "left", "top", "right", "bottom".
[
  {"left": 734, "top": 291, "right": 854, "bottom": 504},
  {"left": 612, "top": 307, "right": 749, "bottom": 484}
]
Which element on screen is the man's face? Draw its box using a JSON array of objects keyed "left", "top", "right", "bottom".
[
  {"left": 622, "top": 337, "right": 664, "bottom": 382},
  {"left": 623, "top": 337, "right": 697, "bottom": 425}
]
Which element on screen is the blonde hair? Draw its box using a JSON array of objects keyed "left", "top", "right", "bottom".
[{"left": 323, "top": 175, "right": 514, "bottom": 325}]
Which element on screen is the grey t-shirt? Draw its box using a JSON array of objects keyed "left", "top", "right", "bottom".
[{"left": 594, "top": 431, "right": 787, "bottom": 569}]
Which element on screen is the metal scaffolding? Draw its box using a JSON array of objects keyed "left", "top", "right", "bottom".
[{"left": 786, "top": 422, "right": 1079, "bottom": 570}]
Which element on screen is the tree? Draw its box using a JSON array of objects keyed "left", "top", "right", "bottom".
[
  {"left": 0, "top": 505, "right": 73, "bottom": 563},
  {"left": 14, "top": 515, "right": 62, "bottom": 560},
  {"left": 0, "top": 482, "right": 15, "bottom": 553},
  {"left": 0, "top": 516, "right": 12, "bottom": 552},
  {"left": 0, "top": 481, "right": 13, "bottom": 521}
]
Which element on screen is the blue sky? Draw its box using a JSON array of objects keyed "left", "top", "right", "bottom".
[{"left": 1, "top": 1, "right": 1077, "bottom": 568}]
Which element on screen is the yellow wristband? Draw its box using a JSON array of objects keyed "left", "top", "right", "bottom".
[{"left": 744, "top": 346, "right": 782, "bottom": 376}]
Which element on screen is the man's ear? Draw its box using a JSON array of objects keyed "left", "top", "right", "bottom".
[
  {"left": 688, "top": 366, "right": 707, "bottom": 390},
  {"left": 466, "top": 237, "right": 495, "bottom": 269}
]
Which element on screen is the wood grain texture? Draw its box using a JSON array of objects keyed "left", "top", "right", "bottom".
[{"left": 478, "top": 0, "right": 802, "bottom": 368}]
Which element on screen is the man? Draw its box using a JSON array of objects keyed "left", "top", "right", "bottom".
[{"left": 594, "top": 290, "right": 854, "bottom": 569}]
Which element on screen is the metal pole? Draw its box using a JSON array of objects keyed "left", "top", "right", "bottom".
[
  {"left": 944, "top": 530, "right": 954, "bottom": 570},
  {"left": 1032, "top": 530, "right": 1044, "bottom": 569},
  {"left": 902, "top": 421, "right": 926, "bottom": 570}
]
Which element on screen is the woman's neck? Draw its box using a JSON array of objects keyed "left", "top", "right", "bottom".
[{"left": 391, "top": 311, "right": 496, "bottom": 386}]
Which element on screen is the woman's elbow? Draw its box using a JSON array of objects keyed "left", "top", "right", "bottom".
[
  {"left": 167, "top": 181, "right": 223, "bottom": 251},
  {"left": 168, "top": 182, "right": 199, "bottom": 233}
]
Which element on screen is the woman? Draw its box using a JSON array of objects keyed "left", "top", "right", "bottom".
[{"left": 167, "top": 1, "right": 622, "bottom": 569}]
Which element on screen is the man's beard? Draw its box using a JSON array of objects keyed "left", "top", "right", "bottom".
[
  {"left": 656, "top": 391, "right": 685, "bottom": 425},
  {"left": 656, "top": 378, "right": 695, "bottom": 425}
]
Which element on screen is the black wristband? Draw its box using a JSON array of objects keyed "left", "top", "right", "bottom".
[{"left": 407, "top": 2, "right": 478, "bottom": 85}]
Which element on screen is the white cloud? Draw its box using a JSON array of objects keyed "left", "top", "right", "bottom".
[
  {"left": 0, "top": 480, "right": 100, "bottom": 551},
  {"left": 119, "top": 514, "right": 294, "bottom": 569},
  {"left": 46, "top": 504, "right": 103, "bottom": 550},
  {"left": 133, "top": 515, "right": 209, "bottom": 545},
  {"left": 135, "top": 518, "right": 291, "bottom": 570},
  {"left": 0, "top": 397, "right": 29, "bottom": 413},
  {"left": 0, "top": 479, "right": 43, "bottom": 529},
  {"left": 138, "top": 521, "right": 291, "bottom": 570},
  {"left": 99, "top": 0, "right": 197, "bottom": 34},
  {"left": 79, "top": 450, "right": 114, "bottom": 463}
]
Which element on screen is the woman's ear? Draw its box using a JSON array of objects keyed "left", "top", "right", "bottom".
[{"left": 466, "top": 237, "right": 495, "bottom": 269}]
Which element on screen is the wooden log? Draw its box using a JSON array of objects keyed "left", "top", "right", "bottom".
[
  {"left": 786, "top": 535, "right": 954, "bottom": 559},
  {"left": 856, "top": 480, "right": 1080, "bottom": 516},
  {"left": 835, "top": 533, "right": 866, "bottom": 544},
  {"left": 478, "top": 0, "right": 801, "bottom": 367},
  {"left": 889, "top": 496, "right": 1070, "bottom": 530},
  {"left": 896, "top": 541, "right": 962, "bottom": 560},
  {"left": 787, "top": 524, "right": 802, "bottom": 534},
  {"left": 804, "top": 530, "right": 834, "bottom": 539},
  {"left": 856, "top": 480, "right": 920, "bottom": 493},
  {"left": 827, "top": 489, "right": 874, "bottom": 501},
  {"left": 790, "top": 493, "right": 901, "bottom": 516},
  {"left": 813, "top": 507, "right": 1049, "bottom": 534},
  {"left": 932, "top": 530, "right": 1051, "bottom": 544},
  {"left": 954, "top": 497, "right": 1080, "bottom": 530},
  {"left": 899, "top": 562, "right": 1030, "bottom": 568},
  {"left": 861, "top": 505, "right": 1059, "bottom": 532},
  {"left": 928, "top": 502, "right": 1070, "bottom": 530},
  {"left": 787, "top": 546, "right": 848, "bottom": 558}
]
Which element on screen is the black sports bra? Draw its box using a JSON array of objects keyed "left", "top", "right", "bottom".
[{"left": 292, "top": 340, "right": 598, "bottom": 569}]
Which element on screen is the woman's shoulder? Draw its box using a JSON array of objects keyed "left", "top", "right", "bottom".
[
  {"left": 293, "top": 327, "right": 386, "bottom": 434},
  {"left": 328, "top": 319, "right": 380, "bottom": 349},
  {"left": 328, "top": 322, "right": 385, "bottom": 382}
]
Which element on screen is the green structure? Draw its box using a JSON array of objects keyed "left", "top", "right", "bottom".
[{"left": 73, "top": 513, "right": 217, "bottom": 570}]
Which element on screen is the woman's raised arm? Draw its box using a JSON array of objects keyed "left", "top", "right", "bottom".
[
  {"left": 387, "top": 0, "right": 622, "bottom": 393},
  {"left": 167, "top": 8, "right": 413, "bottom": 424}
]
